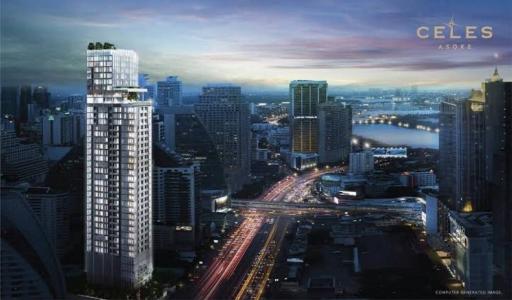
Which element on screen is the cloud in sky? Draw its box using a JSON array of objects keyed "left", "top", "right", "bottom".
[{"left": 1, "top": 0, "right": 511, "bottom": 93}]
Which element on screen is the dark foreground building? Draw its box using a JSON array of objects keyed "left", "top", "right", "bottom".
[
  {"left": 484, "top": 69, "right": 512, "bottom": 297},
  {"left": 1, "top": 191, "right": 67, "bottom": 299}
]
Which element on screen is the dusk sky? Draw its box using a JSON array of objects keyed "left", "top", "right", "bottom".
[{"left": 1, "top": 0, "right": 511, "bottom": 94}]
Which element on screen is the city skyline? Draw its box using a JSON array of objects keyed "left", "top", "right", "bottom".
[
  {"left": 1, "top": 1, "right": 512, "bottom": 299},
  {"left": 2, "top": 0, "right": 512, "bottom": 94}
]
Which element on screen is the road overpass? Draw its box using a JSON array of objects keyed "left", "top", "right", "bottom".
[{"left": 231, "top": 197, "right": 424, "bottom": 216}]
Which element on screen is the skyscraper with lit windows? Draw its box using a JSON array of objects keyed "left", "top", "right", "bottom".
[
  {"left": 438, "top": 99, "right": 457, "bottom": 208},
  {"left": 318, "top": 101, "right": 352, "bottom": 164},
  {"left": 289, "top": 80, "right": 327, "bottom": 154},
  {"left": 484, "top": 68, "right": 512, "bottom": 297},
  {"left": 455, "top": 90, "right": 487, "bottom": 212},
  {"left": 85, "top": 43, "right": 153, "bottom": 288},
  {"left": 194, "top": 85, "right": 250, "bottom": 192}
]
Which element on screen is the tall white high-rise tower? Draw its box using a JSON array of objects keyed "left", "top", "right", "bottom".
[{"left": 85, "top": 43, "right": 153, "bottom": 288}]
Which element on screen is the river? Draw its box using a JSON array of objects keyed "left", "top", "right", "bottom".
[{"left": 353, "top": 124, "right": 439, "bottom": 149}]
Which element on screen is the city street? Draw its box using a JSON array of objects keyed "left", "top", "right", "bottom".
[
  {"left": 260, "top": 166, "right": 342, "bottom": 203},
  {"left": 191, "top": 168, "right": 333, "bottom": 299},
  {"left": 234, "top": 216, "right": 290, "bottom": 300},
  {"left": 193, "top": 212, "right": 265, "bottom": 300}
]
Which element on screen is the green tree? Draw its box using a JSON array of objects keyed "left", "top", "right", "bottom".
[{"left": 128, "top": 92, "right": 138, "bottom": 100}]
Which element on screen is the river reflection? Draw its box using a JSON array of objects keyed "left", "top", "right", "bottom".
[{"left": 353, "top": 124, "right": 439, "bottom": 149}]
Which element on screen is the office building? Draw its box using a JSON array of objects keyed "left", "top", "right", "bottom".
[
  {"left": 438, "top": 99, "right": 457, "bottom": 210},
  {"left": 159, "top": 105, "right": 192, "bottom": 151},
  {"left": 153, "top": 145, "right": 200, "bottom": 249},
  {"left": 286, "top": 151, "right": 318, "bottom": 171},
  {"left": 152, "top": 113, "right": 165, "bottom": 144},
  {"left": 268, "top": 126, "right": 290, "bottom": 148},
  {"left": 25, "top": 187, "right": 70, "bottom": 258},
  {"left": 448, "top": 212, "right": 493, "bottom": 291},
  {"left": 42, "top": 112, "right": 84, "bottom": 146},
  {"left": 160, "top": 106, "right": 229, "bottom": 212},
  {"left": 61, "top": 94, "right": 86, "bottom": 111},
  {"left": 27, "top": 103, "right": 40, "bottom": 124},
  {"left": 17, "top": 85, "right": 32, "bottom": 123},
  {"left": 85, "top": 44, "right": 153, "bottom": 288},
  {"left": 319, "top": 173, "right": 343, "bottom": 196},
  {"left": 33, "top": 86, "right": 50, "bottom": 109},
  {"left": 418, "top": 189, "right": 438, "bottom": 236},
  {"left": 157, "top": 76, "right": 182, "bottom": 107},
  {"left": 251, "top": 132, "right": 271, "bottom": 162},
  {"left": 138, "top": 73, "right": 155, "bottom": 101},
  {"left": 1, "top": 125, "right": 48, "bottom": 184},
  {"left": 437, "top": 69, "right": 511, "bottom": 295},
  {"left": 290, "top": 80, "right": 327, "bottom": 155},
  {"left": 158, "top": 105, "right": 226, "bottom": 186},
  {"left": 400, "top": 171, "right": 437, "bottom": 188},
  {"left": 194, "top": 85, "right": 250, "bottom": 192},
  {"left": 1, "top": 191, "right": 67, "bottom": 299},
  {"left": 455, "top": 90, "right": 487, "bottom": 212},
  {"left": 348, "top": 150, "right": 374, "bottom": 175},
  {"left": 412, "top": 171, "right": 437, "bottom": 187},
  {"left": 318, "top": 101, "right": 352, "bottom": 164},
  {"left": 484, "top": 68, "right": 512, "bottom": 297},
  {"left": 71, "top": 110, "right": 86, "bottom": 145},
  {"left": 145, "top": 85, "right": 156, "bottom": 102},
  {"left": 254, "top": 148, "right": 271, "bottom": 161},
  {"left": 1, "top": 86, "right": 19, "bottom": 117}
]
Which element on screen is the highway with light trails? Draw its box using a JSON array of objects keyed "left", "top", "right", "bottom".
[{"left": 190, "top": 166, "right": 424, "bottom": 299}]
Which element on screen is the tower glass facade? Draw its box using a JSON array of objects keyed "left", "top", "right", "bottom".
[
  {"left": 455, "top": 92, "right": 487, "bottom": 212},
  {"left": 318, "top": 102, "right": 352, "bottom": 164},
  {"left": 438, "top": 99, "right": 457, "bottom": 209},
  {"left": 484, "top": 70, "right": 512, "bottom": 297},
  {"left": 194, "top": 85, "right": 250, "bottom": 192},
  {"left": 289, "top": 80, "right": 327, "bottom": 154}
]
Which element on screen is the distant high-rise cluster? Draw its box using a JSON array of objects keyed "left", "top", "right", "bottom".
[
  {"left": 3, "top": 32, "right": 511, "bottom": 300},
  {"left": 1, "top": 84, "right": 51, "bottom": 125},
  {"left": 288, "top": 80, "right": 352, "bottom": 169},
  {"left": 41, "top": 112, "right": 84, "bottom": 146},
  {"left": 85, "top": 44, "right": 153, "bottom": 288},
  {"left": 438, "top": 68, "right": 512, "bottom": 295}
]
